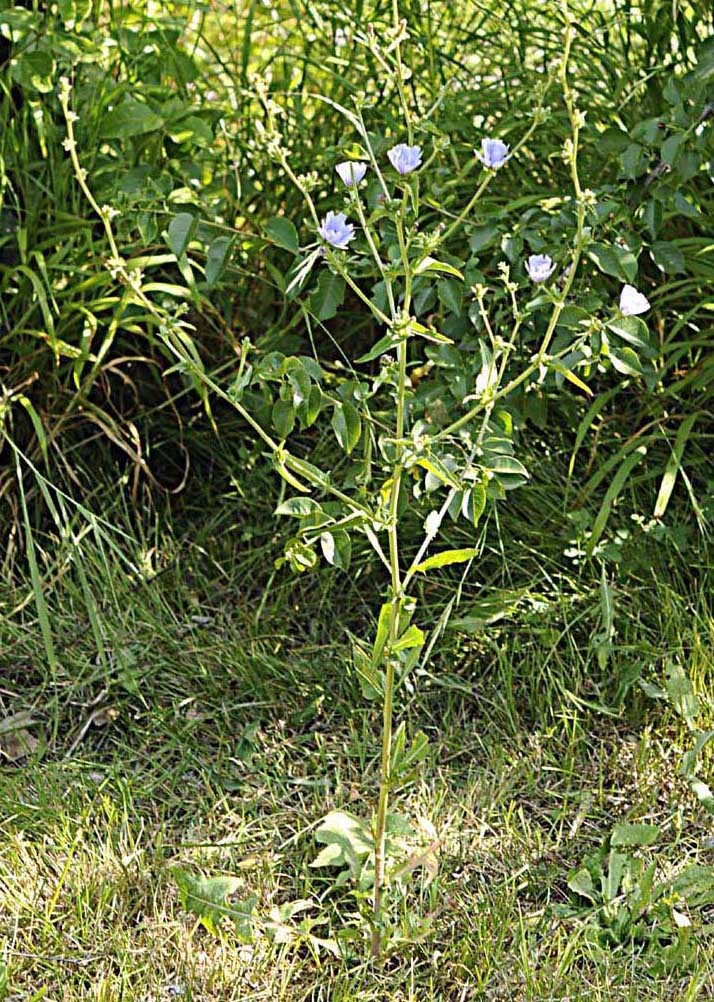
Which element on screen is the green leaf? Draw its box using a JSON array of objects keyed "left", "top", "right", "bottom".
[
  {"left": 608, "top": 344, "right": 644, "bottom": 377},
  {"left": 356, "top": 331, "right": 405, "bottom": 364},
  {"left": 310, "top": 811, "right": 373, "bottom": 880},
  {"left": 331, "top": 402, "right": 361, "bottom": 454},
  {"left": 486, "top": 455, "right": 529, "bottom": 478},
  {"left": 665, "top": 661, "right": 699, "bottom": 729},
  {"left": 586, "top": 446, "right": 647, "bottom": 555},
  {"left": 274, "top": 497, "right": 322, "bottom": 517},
  {"left": 598, "top": 127, "right": 631, "bottom": 154},
  {"left": 653, "top": 412, "right": 699, "bottom": 519},
  {"left": 469, "top": 223, "right": 500, "bottom": 253},
  {"left": 661, "top": 133, "right": 684, "bottom": 165},
  {"left": 568, "top": 867, "right": 596, "bottom": 903},
  {"left": 167, "top": 115, "right": 213, "bottom": 147},
  {"left": 463, "top": 483, "right": 487, "bottom": 527},
  {"left": 437, "top": 278, "right": 463, "bottom": 315},
  {"left": 392, "top": 624, "right": 425, "bottom": 653},
  {"left": 272, "top": 398, "right": 295, "bottom": 438},
  {"left": 10, "top": 49, "right": 55, "bottom": 93},
  {"left": 619, "top": 143, "right": 649, "bottom": 179},
  {"left": 320, "top": 529, "right": 351, "bottom": 571},
  {"left": 651, "top": 240, "right": 686, "bottom": 275},
  {"left": 606, "top": 316, "right": 653, "bottom": 353},
  {"left": 611, "top": 823, "right": 660, "bottom": 847},
  {"left": 310, "top": 270, "right": 345, "bottom": 321},
  {"left": 100, "top": 98, "right": 164, "bottom": 139},
  {"left": 264, "top": 216, "right": 299, "bottom": 254},
  {"left": 414, "top": 257, "right": 464, "bottom": 280},
  {"left": 205, "top": 236, "right": 233, "bottom": 286},
  {"left": 413, "top": 547, "right": 478, "bottom": 574},
  {"left": 371, "top": 601, "right": 393, "bottom": 668},
  {"left": 173, "top": 869, "right": 255, "bottom": 938},
  {"left": 166, "top": 213, "right": 197, "bottom": 259},
  {"left": 588, "top": 243, "right": 637, "bottom": 283}
]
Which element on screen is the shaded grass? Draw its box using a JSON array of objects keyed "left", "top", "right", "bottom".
[{"left": 1, "top": 454, "right": 713, "bottom": 1000}]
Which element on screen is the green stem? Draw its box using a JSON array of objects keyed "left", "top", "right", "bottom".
[{"left": 372, "top": 65, "right": 413, "bottom": 953}]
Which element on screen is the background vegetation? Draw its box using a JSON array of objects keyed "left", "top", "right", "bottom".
[{"left": 1, "top": 0, "right": 713, "bottom": 997}]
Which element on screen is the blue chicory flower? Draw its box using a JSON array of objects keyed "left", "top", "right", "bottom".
[
  {"left": 619, "top": 284, "right": 650, "bottom": 316},
  {"left": 318, "top": 211, "right": 355, "bottom": 249},
  {"left": 477, "top": 138, "right": 509, "bottom": 169},
  {"left": 387, "top": 143, "right": 423, "bottom": 175},
  {"left": 525, "top": 254, "right": 556, "bottom": 283},
  {"left": 335, "top": 161, "right": 367, "bottom": 186}
]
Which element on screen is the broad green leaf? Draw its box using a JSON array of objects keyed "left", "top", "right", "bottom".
[
  {"left": 487, "top": 455, "right": 529, "bottom": 478},
  {"left": 672, "top": 865, "right": 714, "bottom": 905},
  {"left": 10, "top": 49, "right": 55, "bottom": 93},
  {"left": 588, "top": 243, "right": 637, "bottom": 283},
  {"left": 463, "top": 483, "right": 487, "bottom": 527},
  {"left": 298, "top": 384, "right": 323, "bottom": 429},
  {"left": 651, "top": 240, "right": 686, "bottom": 275},
  {"left": 100, "top": 98, "right": 164, "bottom": 139},
  {"left": 272, "top": 398, "right": 295, "bottom": 438},
  {"left": 264, "top": 216, "right": 299, "bottom": 254},
  {"left": 167, "top": 115, "right": 213, "bottom": 147},
  {"left": 661, "top": 133, "right": 684, "bottom": 165},
  {"left": 665, "top": 661, "right": 699, "bottom": 729},
  {"left": 568, "top": 867, "right": 596, "bottom": 903},
  {"left": 166, "top": 213, "right": 197, "bottom": 259},
  {"left": 320, "top": 529, "right": 351, "bottom": 571},
  {"left": 606, "top": 316, "right": 653, "bottom": 353},
  {"left": 437, "top": 278, "right": 463, "bottom": 315},
  {"left": 611, "top": 823, "right": 660, "bottom": 847},
  {"left": 173, "top": 869, "right": 255, "bottom": 938},
  {"left": 605, "top": 850, "right": 627, "bottom": 901},
  {"left": 608, "top": 344, "right": 644, "bottom": 377},
  {"left": 413, "top": 547, "right": 478, "bottom": 574},
  {"left": 689, "top": 779, "right": 714, "bottom": 814},
  {"left": 310, "top": 811, "right": 372, "bottom": 880},
  {"left": 449, "top": 589, "right": 526, "bottom": 631},
  {"left": 331, "top": 402, "right": 361, "bottom": 454},
  {"left": 414, "top": 256, "right": 464, "bottom": 280},
  {"left": 274, "top": 497, "right": 322, "bottom": 517},
  {"left": 619, "top": 142, "right": 649, "bottom": 179},
  {"left": 469, "top": 223, "right": 500, "bottom": 253},
  {"left": 205, "top": 236, "right": 233, "bottom": 286},
  {"left": 392, "top": 624, "right": 425, "bottom": 653},
  {"left": 310, "top": 270, "right": 345, "bottom": 321}
]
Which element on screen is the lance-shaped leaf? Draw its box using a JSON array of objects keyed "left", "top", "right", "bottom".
[
  {"left": 414, "top": 257, "right": 464, "bottom": 280},
  {"left": 413, "top": 547, "right": 478, "bottom": 574}
]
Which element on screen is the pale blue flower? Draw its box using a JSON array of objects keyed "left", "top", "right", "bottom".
[
  {"left": 335, "top": 161, "right": 367, "bottom": 186},
  {"left": 619, "top": 284, "right": 650, "bottom": 316},
  {"left": 526, "top": 254, "right": 556, "bottom": 283},
  {"left": 318, "top": 210, "right": 354, "bottom": 249},
  {"left": 387, "top": 143, "right": 422, "bottom": 175},
  {"left": 477, "top": 138, "right": 509, "bottom": 169}
]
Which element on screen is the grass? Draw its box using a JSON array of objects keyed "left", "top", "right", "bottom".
[{"left": 2, "top": 448, "right": 713, "bottom": 1000}]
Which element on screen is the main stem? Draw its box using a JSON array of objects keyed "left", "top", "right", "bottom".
[{"left": 372, "top": 181, "right": 412, "bottom": 953}]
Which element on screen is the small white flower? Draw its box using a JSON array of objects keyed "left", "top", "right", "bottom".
[
  {"left": 335, "top": 161, "right": 367, "bottom": 187},
  {"left": 619, "top": 284, "right": 650, "bottom": 316}
]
